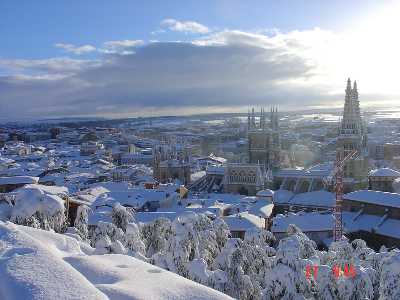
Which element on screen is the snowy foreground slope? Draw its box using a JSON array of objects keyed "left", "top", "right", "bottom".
[{"left": 0, "top": 221, "right": 232, "bottom": 300}]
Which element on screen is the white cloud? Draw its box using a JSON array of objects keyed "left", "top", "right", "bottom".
[
  {"left": 0, "top": 30, "right": 326, "bottom": 118},
  {"left": 0, "top": 57, "right": 100, "bottom": 75},
  {"left": 161, "top": 18, "right": 209, "bottom": 34},
  {"left": 100, "top": 40, "right": 144, "bottom": 55},
  {"left": 54, "top": 43, "right": 96, "bottom": 55},
  {"left": 1, "top": 23, "right": 399, "bottom": 119}
]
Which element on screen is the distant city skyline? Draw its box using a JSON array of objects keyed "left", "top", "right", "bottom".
[{"left": 1, "top": 0, "right": 399, "bottom": 120}]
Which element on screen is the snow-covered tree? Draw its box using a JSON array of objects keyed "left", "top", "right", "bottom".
[
  {"left": 378, "top": 250, "right": 400, "bottom": 300},
  {"left": 224, "top": 248, "right": 262, "bottom": 300},
  {"left": 125, "top": 222, "right": 145, "bottom": 257},
  {"left": 192, "top": 214, "right": 220, "bottom": 265},
  {"left": 152, "top": 213, "right": 223, "bottom": 278},
  {"left": 74, "top": 205, "right": 89, "bottom": 241},
  {"left": 213, "top": 217, "right": 230, "bottom": 250},
  {"left": 141, "top": 217, "right": 173, "bottom": 257},
  {"left": 111, "top": 202, "right": 133, "bottom": 231},
  {"left": 242, "top": 231, "right": 275, "bottom": 286},
  {"left": 213, "top": 238, "right": 243, "bottom": 271},
  {"left": 165, "top": 214, "right": 198, "bottom": 277},
  {"left": 76, "top": 212, "right": 396, "bottom": 300},
  {"left": 263, "top": 224, "right": 315, "bottom": 299}
]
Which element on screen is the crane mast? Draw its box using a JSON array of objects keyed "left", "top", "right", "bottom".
[{"left": 333, "top": 149, "right": 357, "bottom": 242}]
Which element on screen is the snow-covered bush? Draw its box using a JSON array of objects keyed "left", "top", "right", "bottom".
[
  {"left": 94, "top": 234, "right": 112, "bottom": 254},
  {"left": 91, "top": 221, "right": 124, "bottom": 251},
  {"left": 110, "top": 240, "right": 127, "bottom": 255},
  {"left": 11, "top": 187, "right": 66, "bottom": 232}
]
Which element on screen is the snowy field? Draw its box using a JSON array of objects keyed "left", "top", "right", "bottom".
[{"left": 0, "top": 221, "right": 232, "bottom": 300}]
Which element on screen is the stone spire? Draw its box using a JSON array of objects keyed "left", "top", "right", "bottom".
[
  {"left": 346, "top": 77, "right": 352, "bottom": 92},
  {"left": 274, "top": 107, "right": 279, "bottom": 131},
  {"left": 337, "top": 78, "right": 369, "bottom": 189},
  {"left": 247, "top": 108, "right": 251, "bottom": 129},
  {"left": 251, "top": 107, "right": 256, "bottom": 129},
  {"left": 270, "top": 107, "right": 275, "bottom": 129},
  {"left": 270, "top": 107, "right": 279, "bottom": 131},
  {"left": 341, "top": 78, "right": 361, "bottom": 135},
  {"left": 352, "top": 81, "right": 361, "bottom": 121},
  {"left": 261, "top": 107, "right": 267, "bottom": 129}
]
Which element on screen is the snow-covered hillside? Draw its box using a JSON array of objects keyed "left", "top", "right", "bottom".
[{"left": 0, "top": 221, "right": 232, "bottom": 300}]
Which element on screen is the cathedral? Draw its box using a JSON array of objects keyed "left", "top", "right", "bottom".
[
  {"left": 337, "top": 78, "right": 369, "bottom": 191},
  {"left": 153, "top": 142, "right": 191, "bottom": 185},
  {"left": 247, "top": 107, "right": 280, "bottom": 169}
]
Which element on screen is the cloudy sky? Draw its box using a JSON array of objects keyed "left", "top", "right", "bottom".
[{"left": 1, "top": 0, "right": 399, "bottom": 120}]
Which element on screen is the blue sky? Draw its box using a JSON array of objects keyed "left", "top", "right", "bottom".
[
  {"left": 0, "top": 1, "right": 398, "bottom": 120},
  {"left": 0, "top": 0, "right": 380, "bottom": 59}
]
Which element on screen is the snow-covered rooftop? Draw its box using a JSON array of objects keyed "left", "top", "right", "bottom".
[
  {"left": 0, "top": 176, "right": 39, "bottom": 185},
  {"left": 343, "top": 211, "right": 400, "bottom": 239},
  {"left": 272, "top": 189, "right": 294, "bottom": 204},
  {"left": 290, "top": 190, "right": 335, "bottom": 208},
  {"left": 19, "top": 184, "right": 69, "bottom": 195},
  {"left": 344, "top": 190, "right": 400, "bottom": 209},
  {"left": 369, "top": 168, "right": 400, "bottom": 177},
  {"left": 223, "top": 212, "right": 265, "bottom": 231},
  {"left": 272, "top": 212, "right": 334, "bottom": 233},
  {"left": 135, "top": 211, "right": 179, "bottom": 223},
  {"left": 256, "top": 189, "right": 274, "bottom": 197},
  {"left": 93, "top": 189, "right": 170, "bottom": 209}
]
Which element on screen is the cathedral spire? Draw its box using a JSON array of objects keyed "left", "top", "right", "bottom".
[
  {"left": 346, "top": 78, "right": 352, "bottom": 93},
  {"left": 251, "top": 107, "right": 256, "bottom": 129},
  {"left": 247, "top": 108, "right": 251, "bottom": 129},
  {"left": 352, "top": 80, "right": 358, "bottom": 100},
  {"left": 270, "top": 107, "right": 274, "bottom": 129},
  {"left": 260, "top": 107, "right": 264, "bottom": 129}
]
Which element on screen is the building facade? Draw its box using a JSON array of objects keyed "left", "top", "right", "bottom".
[{"left": 223, "top": 163, "right": 265, "bottom": 195}]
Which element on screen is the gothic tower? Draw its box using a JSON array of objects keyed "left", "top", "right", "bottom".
[
  {"left": 248, "top": 107, "right": 280, "bottom": 169},
  {"left": 337, "top": 78, "right": 369, "bottom": 191}
]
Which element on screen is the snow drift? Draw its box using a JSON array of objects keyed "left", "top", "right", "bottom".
[{"left": 0, "top": 221, "right": 232, "bottom": 300}]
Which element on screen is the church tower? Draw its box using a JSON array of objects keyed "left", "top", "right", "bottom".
[
  {"left": 248, "top": 107, "right": 280, "bottom": 169},
  {"left": 337, "top": 78, "right": 369, "bottom": 191}
]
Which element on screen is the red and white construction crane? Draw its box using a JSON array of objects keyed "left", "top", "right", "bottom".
[{"left": 332, "top": 149, "right": 358, "bottom": 242}]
